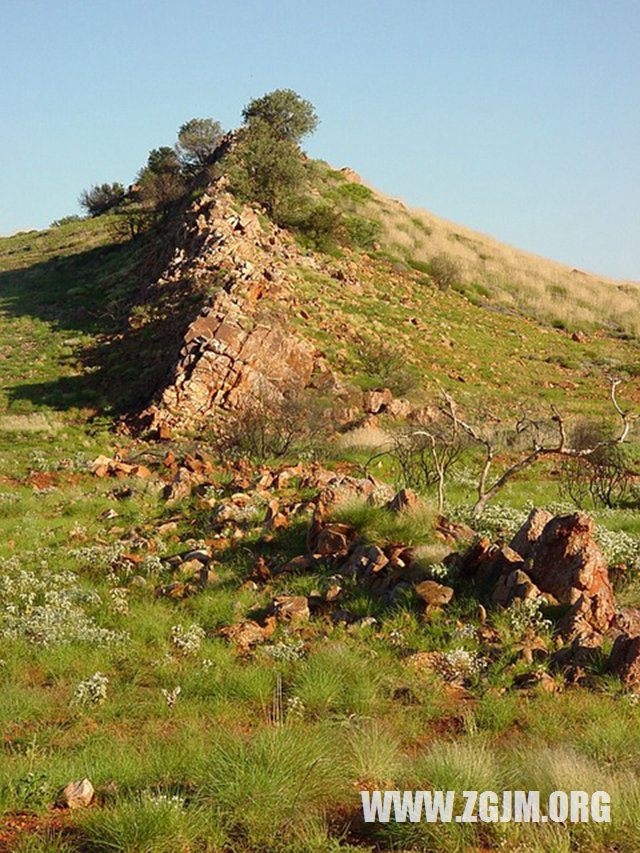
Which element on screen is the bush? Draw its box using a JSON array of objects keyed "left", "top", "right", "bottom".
[
  {"left": 428, "top": 253, "right": 461, "bottom": 291},
  {"left": 50, "top": 215, "right": 82, "bottom": 228},
  {"left": 344, "top": 214, "right": 380, "bottom": 249},
  {"left": 79, "top": 182, "right": 125, "bottom": 217},
  {"left": 336, "top": 182, "right": 373, "bottom": 203},
  {"left": 290, "top": 202, "right": 343, "bottom": 252},
  {"left": 210, "top": 389, "right": 330, "bottom": 463},
  {"left": 559, "top": 420, "right": 633, "bottom": 509}
]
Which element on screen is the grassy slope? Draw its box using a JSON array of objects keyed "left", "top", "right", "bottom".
[
  {"left": 319, "top": 165, "right": 640, "bottom": 338},
  {"left": 1, "top": 206, "right": 640, "bottom": 852}
]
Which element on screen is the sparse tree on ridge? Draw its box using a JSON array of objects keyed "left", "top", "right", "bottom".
[
  {"left": 242, "top": 88, "right": 319, "bottom": 143},
  {"left": 79, "top": 182, "right": 125, "bottom": 217},
  {"left": 176, "top": 118, "right": 225, "bottom": 170}
]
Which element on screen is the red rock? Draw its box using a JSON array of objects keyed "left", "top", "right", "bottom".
[{"left": 609, "top": 633, "right": 640, "bottom": 688}]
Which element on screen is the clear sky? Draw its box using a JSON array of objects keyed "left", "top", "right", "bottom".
[{"left": 1, "top": 0, "right": 638, "bottom": 279}]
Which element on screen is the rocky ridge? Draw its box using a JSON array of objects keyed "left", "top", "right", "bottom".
[{"left": 139, "top": 183, "right": 337, "bottom": 435}]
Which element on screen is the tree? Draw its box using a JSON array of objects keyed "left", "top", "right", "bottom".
[
  {"left": 225, "top": 119, "right": 307, "bottom": 220},
  {"left": 79, "top": 182, "right": 125, "bottom": 217},
  {"left": 241, "top": 89, "right": 319, "bottom": 143},
  {"left": 137, "top": 147, "right": 185, "bottom": 215},
  {"left": 440, "top": 380, "right": 634, "bottom": 516},
  {"left": 176, "top": 118, "right": 225, "bottom": 170},
  {"left": 145, "top": 146, "right": 181, "bottom": 175}
]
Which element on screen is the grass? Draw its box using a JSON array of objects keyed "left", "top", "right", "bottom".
[{"left": 1, "top": 183, "right": 640, "bottom": 852}]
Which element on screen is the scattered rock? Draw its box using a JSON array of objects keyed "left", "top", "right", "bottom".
[
  {"left": 273, "top": 595, "right": 310, "bottom": 624},
  {"left": 60, "top": 778, "right": 94, "bottom": 809},
  {"left": 414, "top": 580, "right": 454, "bottom": 612},
  {"left": 386, "top": 488, "right": 420, "bottom": 513}
]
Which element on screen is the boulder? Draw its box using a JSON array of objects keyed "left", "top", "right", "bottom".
[
  {"left": 609, "top": 633, "right": 640, "bottom": 689},
  {"left": 525, "top": 512, "right": 615, "bottom": 636}
]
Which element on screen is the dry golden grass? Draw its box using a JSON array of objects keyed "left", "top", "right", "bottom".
[{"left": 358, "top": 180, "right": 640, "bottom": 336}]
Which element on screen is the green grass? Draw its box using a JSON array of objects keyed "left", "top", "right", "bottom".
[{"left": 1, "top": 196, "right": 640, "bottom": 852}]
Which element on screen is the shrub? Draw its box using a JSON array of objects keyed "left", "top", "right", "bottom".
[
  {"left": 336, "top": 182, "right": 373, "bottom": 203},
  {"left": 225, "top": 120, "right": 307, "bottom": 222},
  {"left": 344, "top": 214, "right": 380, "bottom": 249},
  {"left": 559, "top": 420, "right": 633, "bottom": 509},
  {"left": 428, "top": 252, "right": 462, "bottom": 291},
  {"left": 291, "top": 202, "right": 342, "bottom": 252},
  {"left": 50, "top": 214, "right": 82, "bottom": 228},
  {"left": 78, "top": 182, "right": 125, "bottom": 217}
]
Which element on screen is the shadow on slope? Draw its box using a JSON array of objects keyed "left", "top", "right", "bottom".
[{"left": 0, "top": 231, "right": 190, "bottom": 417}]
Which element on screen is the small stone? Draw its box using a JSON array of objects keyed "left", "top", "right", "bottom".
[
  {"left": 414, "top": 580, "right": 454, "bottom": 608},
  {"left": 273, "top": 595, "right": 310, "bottom": 623},
  {"left": 60, "top": 778, "right": 94, "bottom": 809}
]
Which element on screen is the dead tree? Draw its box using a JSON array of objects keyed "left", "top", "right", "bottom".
[
  {"left": 393, "top": 422, "right": 464, "bottom": 513},
  {"left": 440, "top": 379, "right": 634, "bottom": 517}
]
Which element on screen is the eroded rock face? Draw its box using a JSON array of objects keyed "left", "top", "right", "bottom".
[
  {"left": 139, "top": 187, "right": 326, "bottom": 433},
  {"left": 509, "top": 508, "right": 553, "bottom": 562}
]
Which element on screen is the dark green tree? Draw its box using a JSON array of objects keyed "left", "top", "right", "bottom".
[
  {"left": 145, "top": 146, "right": 181, "bottom": 175},
  {"left": 176, "top": 118, "right": 225, "bottom": 170},
  {"left": 78, "top": 182, "right": 125, "bottom": 217},
  {"left": 241, "top": 89, "right": 319, "bottom": 143},
  {"left": 226, "top": 119, "right": 307, "bottom": 220}
]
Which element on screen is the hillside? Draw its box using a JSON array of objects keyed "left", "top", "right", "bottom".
[
  {"left": 1, "top": 134, "right": 640, "bottom": 853},
  {"left": 342, "top": 170, "right": 640, "bottom": 338}
]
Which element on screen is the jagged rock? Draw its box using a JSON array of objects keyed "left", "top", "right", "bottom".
[
  {"left": 414, "top": 580, "right": 454, "bottom": 611},
  {"left": 509, "top": 508, "right": 553, "bottom": 561},
  {"left": 362, "top": 388, "right": 393, "bottom": 414},
  {"left": 137, "top": 189, "right": 331, "bottom": 433},
  {"left": 60, "top": 778, "right": 94, "bottom": 809},
  {"left": 273, "top": 595, "right": 310, "bottom": 623},
  {"left": 525, "top": 513, "right": 615, "bottom": 638},
  {"left": 434, "top": 515, "right": 475, "bottom": 545},
  {"left": 492, "top": 568, "right": 542, "bottom": 607},
  {"left": 386, "top": 488, "right": 419, "bottom": 513},
  {"left": 314, "top": 523, "right": 355, "bottom": 557},
  {"left": 609, "top": 633, "right": 640, "bottom": 688}
]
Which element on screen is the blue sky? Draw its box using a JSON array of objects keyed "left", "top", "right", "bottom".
[{"left": 1, "top": 0, "right": 638, "bottom": 279}]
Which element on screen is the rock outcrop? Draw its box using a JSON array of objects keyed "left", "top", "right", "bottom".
[
  {"left": 452, "top": 510, "right": 616, "bottom": 644},
  {"left": 139, "top": 185, "right": 330, "bottom": 433}
]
